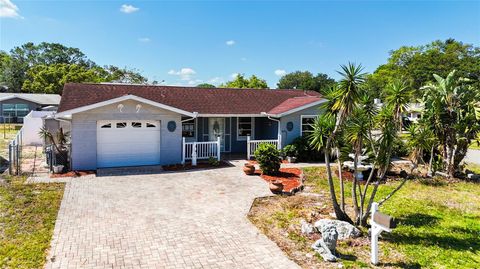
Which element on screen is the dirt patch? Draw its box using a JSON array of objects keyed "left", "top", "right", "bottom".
[
  {"left": 248, "top": 194, "right": 407, "bottom": 268},
  {"left": 50, "top": 170, "right": 95, "bottom": 178}
]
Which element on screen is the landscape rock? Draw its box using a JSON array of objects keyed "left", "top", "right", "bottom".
[
  {"left": 311, "top": 226, "right": 339, "bottom": 262},
  {"left": 314, "top": 219, "right": 361, "bottom": 240},
  {"left": 300, "top": 219, "right": 315, "bottom": 235}
]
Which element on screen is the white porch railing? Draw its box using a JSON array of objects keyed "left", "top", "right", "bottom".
[
  {"left": 182, "top": 137, "right": 221, "bottom": 166},
  {"left": 247, "top": 134, "right": 282, "bottom": 160}
]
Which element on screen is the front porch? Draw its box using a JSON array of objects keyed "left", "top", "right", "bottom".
[{"left": 181, "top": 116, "right": 281, "bottom": 163}]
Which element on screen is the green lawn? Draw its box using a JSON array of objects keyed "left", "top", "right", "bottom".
[
  {"left": 303, "top": 167, "right": 480, "bottom": 268},
  {"left": 470, "top": 134, "right": 480, "bottom": 150},
  {"left": 0, "top": 176, "right": 64, "bottom": 268}
]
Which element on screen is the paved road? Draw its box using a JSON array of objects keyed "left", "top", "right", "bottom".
[
  {"left": 45, "top": 167, "right": 299, "bottom": 269},
  {"left": 466, "top": 149, "right": 480, "bottom": 164}
]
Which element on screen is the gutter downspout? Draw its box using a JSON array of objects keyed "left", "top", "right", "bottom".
[
  {"left": 261, "top": 112, "right": 282, "bottom": 148},
  {"left": 181, "top": 112, "right": 198, "bottom": 122}
]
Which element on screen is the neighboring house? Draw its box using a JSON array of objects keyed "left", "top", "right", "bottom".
[
  {"left": 55, "top": 83, "right": 326, "bottom": 170},
  {"left": 0, "top": 93, "right": 61, "bottom": 123},
  {"left": 404, "top": 103, "right": 424, "bottom": 123}
]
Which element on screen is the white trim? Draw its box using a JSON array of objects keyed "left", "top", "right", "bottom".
[
  {"left": 236, "top": 117, "right": 254, "bottom": 141},
  {"left": 198, "top": 113, "right": 265, "bottom": 117},
  {"left": 300, "top": 115, "right": 318, "bottom": 137},
  {"left": 55, "top": 95, "right": 195, "bottom": 117},
  {"left": 275, "top": 99, "right": 327, "bottom": 117},
  {"left": 0, "top": 94, "right": 60, "bottom": 105}
]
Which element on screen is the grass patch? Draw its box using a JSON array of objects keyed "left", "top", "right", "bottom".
[
  {"left": 0, "top": 176, "right": 64, "bottom": 268},
  {"left": 302, "top": 167, "right": 480, "bottom": 268},
  {"left": 250, "top": 167, "right": 480, "bottom": 268},
  {"left": 469, "top": 135, "right": 480, "bottom": 150}
]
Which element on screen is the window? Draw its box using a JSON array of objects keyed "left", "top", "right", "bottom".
[
  {"left": 301, "top": 115, "right": 316, "bottom": 136},
  {"left": 182, "top": 117, "right": 195, "bottom": 137},
  {"left": 2, "top": 104, "right": 30, "bottom": 119},
  {"left": 116, "top": 122, "right": 127, "bottom": 128},
  {"left": 132, "top": 122, "right": 142, "bottom": 128},
  {"left": 100, "top": 123, "right": 112, "bottom": 128},
  {"left": 237, "top": 117, "right": 253, "bottom": 140},
  {"left": 146, "top": 122, "right": 156, "bottom": 128}
]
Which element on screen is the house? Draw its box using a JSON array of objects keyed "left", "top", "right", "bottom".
[
  {"left": 405, "top": 103, "right": 424, "bottom": 123},
  {"left": 55, "top": 83, "right": 326, "bottom": 170},
  {"left": 0, "top": 93, "right": 61, "bottom": 123}
]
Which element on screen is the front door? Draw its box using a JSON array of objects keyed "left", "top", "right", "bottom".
[{"left": 208, "top": 117, "right": 225, "bottom": 151}]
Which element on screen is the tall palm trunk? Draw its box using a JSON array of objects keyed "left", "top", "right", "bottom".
[
  {"left": 325, "top": 139, "right": 353, "bottom": 224},
  {"left": 335, "top": 147, "right": 345, "bottom": 211}
]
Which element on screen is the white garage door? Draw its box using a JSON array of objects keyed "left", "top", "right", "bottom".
[{"left": 97, "top": 120, "right": 160, "bottom": 168}]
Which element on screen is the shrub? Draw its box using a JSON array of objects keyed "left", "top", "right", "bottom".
[
  {"left": 391, "top": 138, "right": 409, "bottom": 157},
  {"left": 254, "top": 143, "right": 281, "bottom": 175},
  {"left": 289, "top": 136, "right": 324, "bottom": 162},
  {"left": 208, "top": 156, "right": 220, "bottom": 166},
  {"left": 282, "top": 144, "right": 298, "bottom": 157}
]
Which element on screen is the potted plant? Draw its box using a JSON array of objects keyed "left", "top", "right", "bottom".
[
  {"left": 243, "top": 162, "right": 255, "bottom": 175},
  {"left": 269, "top": 180, "right": 284, "bottom": 194},
  {"left": 53, "top": 165, "right": 64, "bottom": 174},
  {"left": 282, "top": 144, "right": 298, "bottom": 163}
]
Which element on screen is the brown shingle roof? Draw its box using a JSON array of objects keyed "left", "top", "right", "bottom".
[{"left": 58, "top": 83, "right": 323, "bottom": 115}]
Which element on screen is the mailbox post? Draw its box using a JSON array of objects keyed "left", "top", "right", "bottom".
[{"left": 370, "top": 202, "right": 396, "bottom": 265}]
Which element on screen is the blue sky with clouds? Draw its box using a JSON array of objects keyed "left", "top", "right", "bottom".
[{"left": 1, "top": 0, "right": 479, "bottom": 87}]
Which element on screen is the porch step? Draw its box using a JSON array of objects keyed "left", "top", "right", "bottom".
[{"left": 96, "top": 165, "right": 164, "bottom": 177}]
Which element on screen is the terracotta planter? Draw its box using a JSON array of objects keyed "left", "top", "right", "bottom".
[
  {"left": 243, "top": 163, "right": 255, "bottom": 175},
  {"left": 269, "top": 180, "right": 284, "bottom": 194}
]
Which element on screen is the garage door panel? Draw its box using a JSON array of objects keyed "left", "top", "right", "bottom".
[{"left": 97, "top": 120, "right": 161, "bottom": 168}]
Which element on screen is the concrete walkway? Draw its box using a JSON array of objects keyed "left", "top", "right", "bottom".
[{"left": 45, "top": 166, "right": 299, "bottom": 269}]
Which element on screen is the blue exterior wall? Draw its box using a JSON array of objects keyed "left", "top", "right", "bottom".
[{"left": 279, "top": 104, "right": 324, "bottom": 147}]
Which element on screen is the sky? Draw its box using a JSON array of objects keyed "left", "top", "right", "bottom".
[{"left": 1, "top": 0, "right": 479, "bottom": 87}]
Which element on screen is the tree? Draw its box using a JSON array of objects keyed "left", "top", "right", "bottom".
[
  {"left": 369, "top": 39, "right": 480, "bottom": 97},
  {"left": 196, "top": 83, "right": 216, "bottom": 88},
  {"left": 0, "top": 42, "right": 147, "bottom": 93},
  {"left": 277, "top": 71, "right": 335, "bottom": 92},
  {"left": 22, "top": 64, "right": 106, "bottom": 94},
  {"left": 102, "top": 65, "right": 147, "bottom": 84},
  {"left": 310, "top": 62, "right": 411, "bottom": 226},
  {"left": 383, "top": 79, "right": 414, "bottom": 130},
  {"left": 220, "top": 74, "right": 268, "bottom": 89},
  {"left": 421, "top": 70, "right": 480, "bottom": 177}
]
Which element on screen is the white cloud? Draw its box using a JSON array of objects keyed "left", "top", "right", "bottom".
[
  {"left": 208, "top": 77, "right": 223, "bottom": 85},
  {"left": 225, "top": 40, "right": 235, "bottom": 46},
  {"left": 274, "top": 69, "right": 287, "bottom": 76},
  {"left": 0, "top": 0, "right": 21, "bottom": 18},
  {"left": 230, "top": 73, "right": 239, "bottom": 79},
  {"left": 168, "top": 68, "right": 197, "bottom": 81},
  {"left": 120, "top": 4, "right": 139, "bottom": 13},
  {"left": 188, "top": 79, "right": 203, "bottom": 85},
  {"left": 138, "top": 37, "right": 150, "bottom": 43}
]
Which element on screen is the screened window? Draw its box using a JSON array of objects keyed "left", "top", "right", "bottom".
[
  {"left": 2, "top": 104, "right": 29, "bottom": 118},
  {"left": 116, "top": 122, "right": 127, "bottom": 128},
  {"left": 237, "top": 117, "right": 252, "bottom": 140},
  {"left": 101, "top": 123, "right": 112, "bottom": 128},
  {"left": 301, "top": 115, "right": 316, "bottom": 136},
  {"left": 182, "top": 117, "right": 195, "bottom": 137},
  {"left": 132, "top": 122, "right": 142, "bottom": 128}
]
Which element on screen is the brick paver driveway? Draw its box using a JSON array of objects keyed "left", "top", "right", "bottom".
[{"left": 46, "top": 166, "right": 300, "bottom": 269}]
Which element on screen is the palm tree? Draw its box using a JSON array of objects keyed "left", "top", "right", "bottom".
[
  {"left": 384, "top": 79, "right": 413, "bottom": 131},
  {"left": 343, "top": 109, "right": 370, "bottom": 223},
  {"left": 312, "top": 62, "right": 366, "bottom": 223}
]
